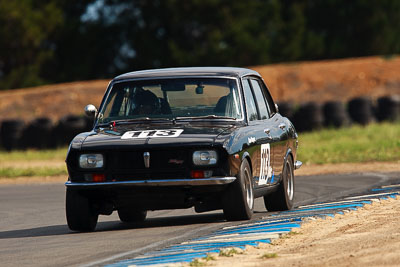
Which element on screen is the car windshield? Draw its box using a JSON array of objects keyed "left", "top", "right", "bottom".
[{"left": 97, "top": 78, "right": 243, "bottom": 124}]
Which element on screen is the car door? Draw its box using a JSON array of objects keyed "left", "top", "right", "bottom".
[
  {"left": 254, "top": 78, "right": 288, "bottom": 181},
  {"left": 242, "top": 78, "right": 279, "bottom": 189}
]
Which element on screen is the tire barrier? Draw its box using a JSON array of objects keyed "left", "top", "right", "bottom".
[
  {"left": 323, "top": 101, "right": 350, "bottom": 128},
  {"left": 376, "top": 95, "right": 400, "bottom": 122},
  {"left": 85, "top": 116, "right": 95, "bottom": 132},
  {"left": 277, "top": 102, "right": 295, "bottom": 121},
  {"left": 293, "top": 102, "right": 324, "bottom": 132},
  {"left": 53, "top": 115, "right": 88, "bottom": 147},
  {"left": 0, "top": 94, "right": 399, "bottom": 150},
  {"left": 348, "top": 97, "right": 374, "bottom": 125},
  {"left": 21, "top": 117, "right": 54, "bottom": 149},
  {"left": 0, "top": 119, "right": 26, "bottom": 151}
]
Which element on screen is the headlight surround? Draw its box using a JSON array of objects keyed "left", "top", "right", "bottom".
[
  {"left": 193, "top": 150, "right": 218, "bottom": 166},
  {"left": 79, "top": 154, "right": 104, "bottom": 168}
]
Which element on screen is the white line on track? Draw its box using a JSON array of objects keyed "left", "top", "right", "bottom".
[
  {"left": 345, "top": 192, "right": 398, "bottom": 200},
  {"left": 382, "top": 184, "right": 400, "bottom": 188},
  {"left": 184, "top": 233, "right": 281, "bottom": 243},
  {"left": 297, "top": 199, "right": 378, "bottom": 208}
]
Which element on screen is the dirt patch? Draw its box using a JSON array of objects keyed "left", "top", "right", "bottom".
[
  {"left": 0, "top": 80, "right": 108, "bottom": 122},
  {"left": 189, "top": 195, "right": 400, "bottom": 266},
  {"left": 252, "top": 56, "right": 400, "bottom": 104},
  {"left": 1, "top": 56, "right": 399, "bottom": 122}
]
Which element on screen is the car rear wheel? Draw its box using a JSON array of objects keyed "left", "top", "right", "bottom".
[
  {"left": 117, "top": 209, "right": 147, "bottom": 223},
  {"left": 223, "top": 159, "right": 254, "bottom": 221},
  {"left": 264, "top": 155, "right": 294, "bottom": 211},
  {"left": 66, "top": 189, "right": 98, "bottom": 231}
]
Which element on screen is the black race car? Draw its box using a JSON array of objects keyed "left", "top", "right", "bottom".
[{"left": 65, "top": 67, "right": 302, "bottom": 231}]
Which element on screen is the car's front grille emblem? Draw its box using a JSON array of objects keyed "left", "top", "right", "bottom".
[{"left": 143, "top": 152, "right": 150, "bottom": 168}]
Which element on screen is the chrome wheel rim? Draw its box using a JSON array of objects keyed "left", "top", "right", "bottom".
[
  {"left": 286, "top": 162, "right": 294, "bottom": 201},
  {"left": 244, "top": 167, "right": 254, "bottom": 209}
]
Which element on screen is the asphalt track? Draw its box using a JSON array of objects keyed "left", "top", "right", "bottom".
[{"left": 0, "top": 172, "right": 399, "bottom": 267}]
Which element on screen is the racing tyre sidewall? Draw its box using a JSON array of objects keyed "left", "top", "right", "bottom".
[
  {"left": 282, "top": 156, "right": 294, "bottom": 209},
  {"left": 66, "top": 189, "right": 98, "bottom": 232},
  {"left": 223, "top": 159, "right": 254, "bottom": 221}
]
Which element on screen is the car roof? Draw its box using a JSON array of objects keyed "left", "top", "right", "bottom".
[{"left": 113, "top": 67, "right": 261, "bottom": 81}]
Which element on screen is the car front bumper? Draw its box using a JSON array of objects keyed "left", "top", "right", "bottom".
[{"left": 65, "top": 176, "right": 236, "bottom": 188}]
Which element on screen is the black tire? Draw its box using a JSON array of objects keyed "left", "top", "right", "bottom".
[
  {"left": 66, "top": 189, "right": 98, "bottom": 231},
  {"left": 21, "top": 117, "right": 54, "bottom": 149},
  {"left": 323, "top": 101, "right": 350, "bottom": 128},
  {"left": 117, "top": 209, "right": 147, "bottom": 223},
  {"left": 264, "top": 156, "right": 294, "bottom": 211},
  {"left": 376, "top": 95, "right": 400, "bottom": 122},
  {"left": 54, "top": 115, "right": 87, "bottom": 147},
  {"left": 277, "top": 101, "right": 294, "bottom": 121},
  {"left": 348, "top": 97, "right": 374, "bottom": 125},
  {"left": 293, "top": 102, "right": 323, "bottom": 132},
  {"left": 84, "top": 116, "right": 95, "bottom": 131},
  {"left": 0, "top": 119, "right": 26, "bottom": 151},
  {"left": 222, "top": 159, "right": 254, "bottom": 221}
]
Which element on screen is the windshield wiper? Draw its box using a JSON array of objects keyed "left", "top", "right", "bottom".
[
  {"left": 96, "top": 115, "right": 236, "bottom": 127},
  {"left": 175, "top": 115, "right": 237, "bottom": 120},
  {"left": 117, "top": 117, "right": 172, "bottom": 123},
  {"left": 97, "top": 117, "right": 173, "bottom": 127}
]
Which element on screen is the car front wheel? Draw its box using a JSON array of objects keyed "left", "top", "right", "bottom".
[
  {"left": 66, "top": 188, "right": 98, "bottom": 231},
  {"left": 223, "top": 159, "right": 254, "bottom": 221}
]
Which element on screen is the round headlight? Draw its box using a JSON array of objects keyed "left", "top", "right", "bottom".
[
  {"left": 193, "top": 150, "right": 218, "bottom": 166},
  {"left": 79, "top": 154, "right": 104, "bottom": 168}
]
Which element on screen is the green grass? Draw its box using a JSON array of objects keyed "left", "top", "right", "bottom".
[
  {"left": 0, "top": 167, "right": 67, "bottom": 178},
  {"left": 219, "top": 248, "right": 242, "bottom": 257},
  {"left": 203, "top": 254, "right": 216, "bottom": 261},
  {"left": 297, "top": 122, "right": 400, "bottom": 164},
  {"left": 281, "top": 231, "right": 302, "bottom": 239},
  {"left": 0, "top": 147, "right": 68, "bottom": 178},
  {"left": 189, "top": 259, "right": 207, "bottom": 267},
  {"left": 0, "top": 147, "right": 68, "bottom": 161},
  {"left": 260, "top": 253, "right": 278, "bottom": 259}
]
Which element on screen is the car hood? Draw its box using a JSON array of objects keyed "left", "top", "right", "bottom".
[{"left": 75, "top": 123, "right": 238, "bottom": 150}]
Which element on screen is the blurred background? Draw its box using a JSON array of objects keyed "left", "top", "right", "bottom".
[
  {"left": 0, "top": 0, "right": 399, "bottom": 160},
  {"left": 2, "top": 0, "right": 400, "bottom": 90}
]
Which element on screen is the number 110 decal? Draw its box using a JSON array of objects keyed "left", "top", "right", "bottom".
[{"left": 259, "top": 143, "right": 273, "bottom": 185}]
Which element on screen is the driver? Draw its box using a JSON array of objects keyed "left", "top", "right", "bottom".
[{"left": 132, "top": 89, "right": 161, "bottom": 115}]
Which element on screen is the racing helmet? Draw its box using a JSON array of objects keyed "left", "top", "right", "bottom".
[{"left": 133, "top": 89, "right": 161, "bottom": 115}]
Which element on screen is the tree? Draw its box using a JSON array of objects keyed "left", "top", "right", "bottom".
[
  {"left": 1, "top": 0, "right": 400, "bottom": 90},
  {"left": 0, "top": 0, "right": 63, "bottom": 89}
]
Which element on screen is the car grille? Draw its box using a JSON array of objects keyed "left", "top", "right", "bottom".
[{"left": 108, "top": 149, "right": 190, "bottom": 180}]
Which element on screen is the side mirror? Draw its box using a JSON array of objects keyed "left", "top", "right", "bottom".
[
  {"left": 275, "top": 103, "right": 279, "bottom": 113},
  {"left": 84, "top": 104, "right": 98, "bottom": 117}
]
